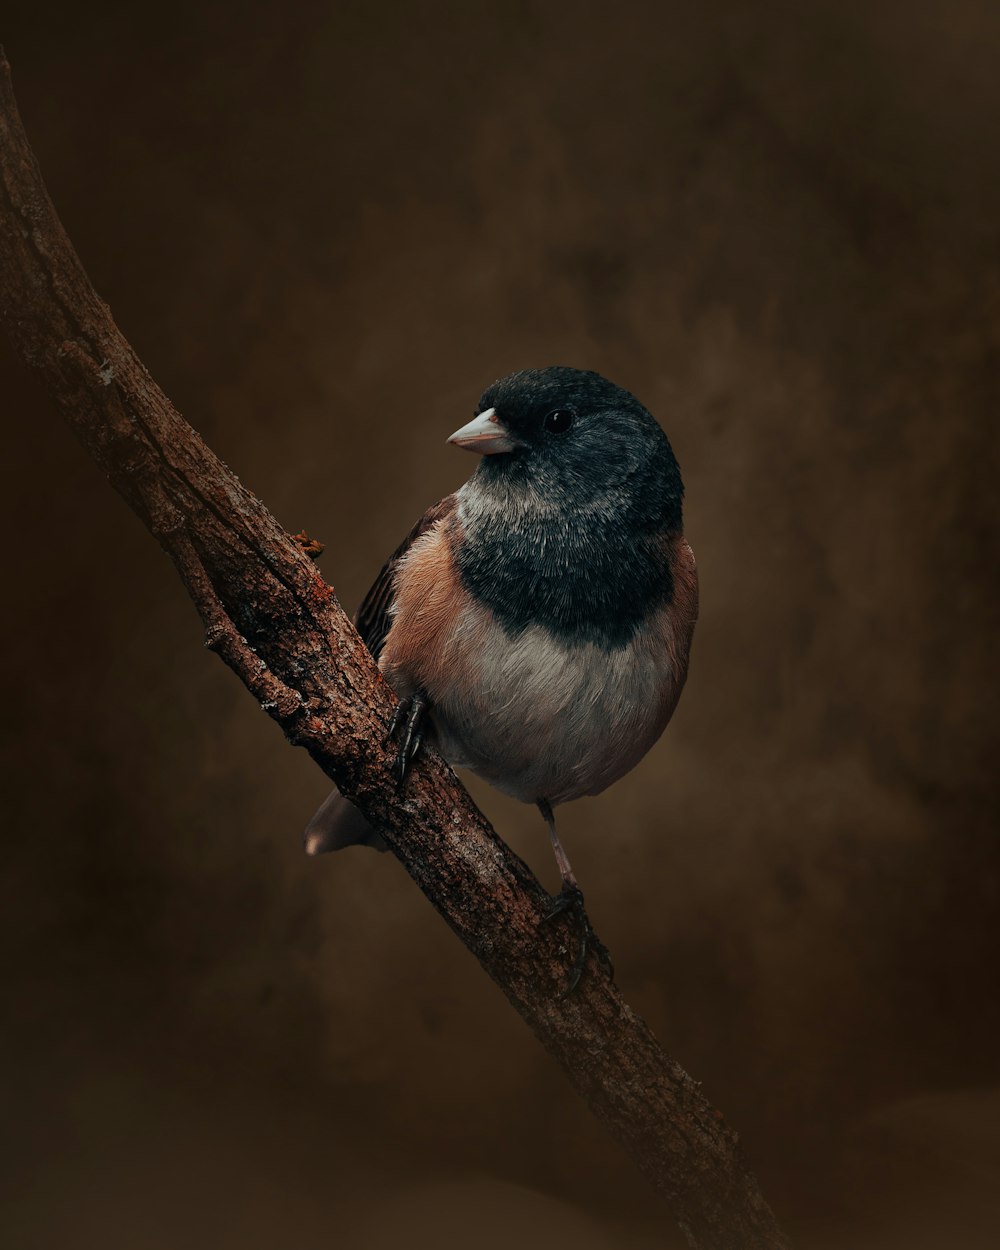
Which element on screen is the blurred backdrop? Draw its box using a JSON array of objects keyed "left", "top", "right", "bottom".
[{"left": 1, "top": 3, "right": 998, "bottom": 1248}]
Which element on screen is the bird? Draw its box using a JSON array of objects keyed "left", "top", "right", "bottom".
[{"left": 304, "top": 366, "right": 698, "bottom": 991}]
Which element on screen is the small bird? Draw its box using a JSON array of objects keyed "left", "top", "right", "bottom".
[{"left": 305, "top": 367, "right": 698, "bottom": 990}]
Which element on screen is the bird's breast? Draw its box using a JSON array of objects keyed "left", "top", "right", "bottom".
[{"left": 380, "top": 518, "right": 697, "bottom": 806}]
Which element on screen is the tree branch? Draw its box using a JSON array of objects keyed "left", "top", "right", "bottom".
[{"left": 0, "top": 50, "right": 791, "bottom": 1250}]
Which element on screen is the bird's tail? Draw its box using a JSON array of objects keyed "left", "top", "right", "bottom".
[{"left": 303, "top": 787, "right": 388, "bottom": 855}]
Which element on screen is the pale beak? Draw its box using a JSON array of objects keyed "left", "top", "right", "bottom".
[{"left": 447, "top": 407, "right": 519, "bottom": 455}]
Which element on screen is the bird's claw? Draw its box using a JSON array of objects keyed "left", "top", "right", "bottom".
[
  {"left": 542, "top": 884, "right": 614, "bottom": 997},
  {"left": 385, "top": 692, "right": 429, "bottom": 785}
]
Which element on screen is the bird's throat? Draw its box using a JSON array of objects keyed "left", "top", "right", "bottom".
[{"left": 455, "top": 476, "right": 674, "bottom": 649}]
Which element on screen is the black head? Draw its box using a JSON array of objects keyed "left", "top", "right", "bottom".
[
  {"left": 450, "top": 368, "right": 686, "bottom": 647},
  {"left": 456, "top": 366, "right": 684, "bottom": 532}
]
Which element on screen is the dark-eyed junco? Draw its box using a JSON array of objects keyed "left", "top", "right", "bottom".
[{"left": 305, "top": 366, "right": 697, "bottom": 988}]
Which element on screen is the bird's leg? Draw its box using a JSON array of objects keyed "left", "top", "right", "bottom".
[
  {"left": 537, "top": 799, "right": 613, "bottom": 995},
  {"left": 539, "top": 797, "right": 578, "bottom": 891},
  {"left": 386, "top": 690, "right": 430, "bottom": 784}
]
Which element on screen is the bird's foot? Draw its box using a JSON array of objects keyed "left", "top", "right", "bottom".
[
  {"left": 385, "top": 691, "right": 430, "bottom": 785},
  {"left": 542, "top": 884, "right": 614, "bottom": 997}
]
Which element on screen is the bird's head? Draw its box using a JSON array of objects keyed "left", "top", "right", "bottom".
[{"left": 448, "top": 367, "right": 683, "bottom": 531}]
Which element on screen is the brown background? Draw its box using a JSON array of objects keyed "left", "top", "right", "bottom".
[{"left": 2, "top": 3, "right": 998, "bottom": 1248}]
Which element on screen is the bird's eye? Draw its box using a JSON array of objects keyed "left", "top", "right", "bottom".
[{"left": 543, "top": 409, "right": 575, "bottom": 434}]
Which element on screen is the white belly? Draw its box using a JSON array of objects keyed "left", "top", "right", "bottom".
[{"left": 417, "top": 605, "right": 678, "bottom": 805}]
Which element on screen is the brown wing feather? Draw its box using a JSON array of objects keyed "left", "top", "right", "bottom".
[{"left": 355, "top": 494, "right": 458, "bottom": 660}]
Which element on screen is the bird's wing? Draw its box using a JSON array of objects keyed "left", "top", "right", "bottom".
[{"left": 355, "top": 493, "right": 459, "bottom": 661}]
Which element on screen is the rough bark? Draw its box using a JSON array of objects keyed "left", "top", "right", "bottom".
[{"left": 0, "top": 50, "right": 792, "bottom": 1250}]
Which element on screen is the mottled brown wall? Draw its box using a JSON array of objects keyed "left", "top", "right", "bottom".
[{"left": 1, "top": 3, "right": 998, "bottom": 1248}]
